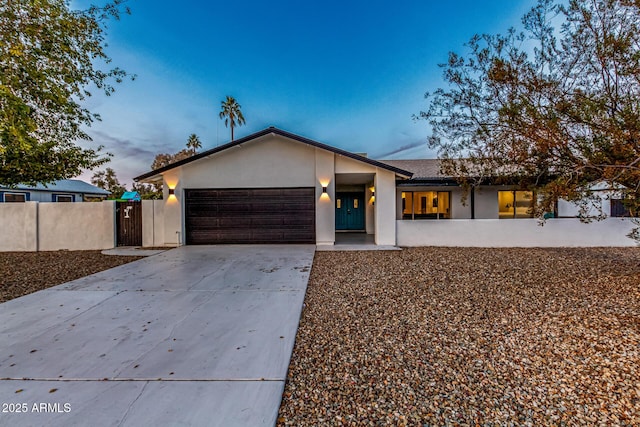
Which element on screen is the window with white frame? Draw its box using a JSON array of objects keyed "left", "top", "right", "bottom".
[{"left": 54, "top": 194, "right": 74, "bottom": 202}]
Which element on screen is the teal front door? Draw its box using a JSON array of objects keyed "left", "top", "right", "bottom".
[{"left": 335, "top": 193, "right": 365, "bottom": 230}]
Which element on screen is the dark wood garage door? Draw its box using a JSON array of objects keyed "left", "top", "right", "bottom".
[{"left": 185, "top": 188, "right": 315, "bottom": 244}]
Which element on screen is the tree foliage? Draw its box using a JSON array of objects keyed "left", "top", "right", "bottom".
[
  {"left": 131, "top": 182, "right": 162, "bottom": 200},
  {"left": 144, "top": 133, "right": 204, "bottom": 198},
  {"left": 91, "top": 167, "right": 125, "bottom": 199},
  {"left": 420, "top": 0, "right": 640, "bottom": 225},
  {"left": 151, "top": 150, "right": 191, "bottom": 170},
  {"left": 219, "top": 96, "right": 245, "bottom": 141},
  {"left": 0, "top": 0, "right": 131, "bottom": 186},
  {"left": 186, "top": 133, "right": 202, "bottom": 155},
  {"left": 151, "top": 133, "right": 203, "bottom": 170}
]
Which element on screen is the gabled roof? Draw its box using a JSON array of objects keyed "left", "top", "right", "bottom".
[
  {"left": 0, "top": 179, "right": 110, "bottom": 195},
  {"left": 134, "top": 127, "right": 413, "bottom": 182}
]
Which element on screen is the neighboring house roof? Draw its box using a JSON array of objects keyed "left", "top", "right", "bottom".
[
  {"left": 0, "top": 179, "right": 110, "bottom": 195},
  {"left": 134, "top": 127, "right": 414, "bottom": 182}
]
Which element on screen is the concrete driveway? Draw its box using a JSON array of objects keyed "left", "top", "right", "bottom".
[{"left": 0, "top": 245, "right": 315, "bottom": 426}]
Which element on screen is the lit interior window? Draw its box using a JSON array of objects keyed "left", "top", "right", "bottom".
[
  {"left": 499, "top": 190, "right": 534, "bottom": 218},
  {"left": 401, "top": 191, "right": 450, "bottom": 220}
]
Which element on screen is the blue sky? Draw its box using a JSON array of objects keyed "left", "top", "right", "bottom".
[{"left": 74, "top": 0, "right": 535, "bottom": 187}]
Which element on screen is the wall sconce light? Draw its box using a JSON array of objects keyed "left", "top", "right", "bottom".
[
  {"left": 322, "top": 186, "right": 327, "bottom": 193},
  {"left": 168, "top": 188, "right": 175, "bottom": 195}
]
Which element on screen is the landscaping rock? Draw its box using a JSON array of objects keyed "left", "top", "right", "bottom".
[
  {"left": 278, "top": 247, "right": 640, "bottom": 426},
  {"left": 0, "top": 251, "right": 144, "bottom": 303}
]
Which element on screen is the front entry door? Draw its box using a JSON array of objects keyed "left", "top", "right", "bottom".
[{"left": 335, "top": 193, "right": 365, "bottom": 230}]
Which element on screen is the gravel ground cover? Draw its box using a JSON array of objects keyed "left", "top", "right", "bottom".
[
  {"left": 278, "top": 247, "right": 640, "bottom": 426},
  {"left": 0, "top": 251, "right": 144, "bottom": 303}
]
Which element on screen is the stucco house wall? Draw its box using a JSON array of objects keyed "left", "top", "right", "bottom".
[
  {"left": 147, "top": 132, "right": 403, "bottom": 246},
  {"left": 142, "top": 200, "right": 165, "bottom": 248},
  {"left": 315, "top": 147, "right": 336, "bottom": 245},
  {"left": 474, "top": 186, "right": 499, "bottom": 219},
  {"left": 374, "top": 168, "right": 397, "bottom": 245}
]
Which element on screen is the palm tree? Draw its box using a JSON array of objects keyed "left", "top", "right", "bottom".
[
  {"left": 219, "top": 96, "right": 246, "bottom": 141},
  {"left": 186, "top": 133, "right": 202, "bottom": 155}
]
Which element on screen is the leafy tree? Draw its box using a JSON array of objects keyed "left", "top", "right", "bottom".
[
  {"left": 146, "top": 134, "right": 203, "bottom": 198},
  {"left": 151, "top": 153, "right": 177, "bottom": 171},
  {"left": 151, "top": 149, "right": 191, "bottom": 170},
  {"left": 151, "top": 134, "right": 204, "bottom": 170},
  {"left": 186, "top": 133, "right": 202, "bottom": 155},
  {"left": 91, "top": 167, "right": 126, "bottom": 199},
  {"left": 0, "top": 0, "right": 132, "bottom": 187},
  {"left": 131, "top": 182, "right": 162, "bottom": 200},
  {"left": 420, "top": 0, "right": 639, "bottom": 235},
  {"left": 219, "top": 96, "right": 246, "bottom": 141}
]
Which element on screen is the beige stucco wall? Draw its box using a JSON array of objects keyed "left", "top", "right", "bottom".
[
  {"left": 162, "top": 168, "right": 183, "bottom": 246},
  {"left": 181, "top": 135, "right": 317, "bottom": 188},
  {"left": 374, "top": 168, "right": 397, "bottom": 245},
  {"left": 38, "top": 201, "right": 115, "bottom": 251},
  {"left": 315, "top": 148, "right": 336, "bottom": 245},
  {"left": 0, "top": 202, "right": 38, "bottom": 251},
  {"left": 142, "top": 200, "right": 165, "bottom": 247},
  {"left": 474, "top": 186, "right": 499, "bottom": 219},
  {"left": 156, "top": 134, "right": 401, "bottom": 245},
  {"left": 365, "top": 184, "right": 374, "bottom": 234},
  {"left": 334, "top": 155, "right": 398, "bottom": 244}
]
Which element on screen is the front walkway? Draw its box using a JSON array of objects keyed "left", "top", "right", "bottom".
[
  {"left": 0, "top": 245, "right": 315, "bottom": 426},
  {"left": 317, "top": 232, "right": 401, "bottom": 251}
]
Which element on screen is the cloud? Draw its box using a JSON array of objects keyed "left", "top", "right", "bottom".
[
  {"left": 88, "top": 130, "right": 158, "bottom": 158},
  {"left": 375, "top": 140, "right": 428, "bottom": 158}
]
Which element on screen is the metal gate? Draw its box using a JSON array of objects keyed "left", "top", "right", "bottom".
[{"left": 116, "top": 201, "right": 142, "bottom": 246}]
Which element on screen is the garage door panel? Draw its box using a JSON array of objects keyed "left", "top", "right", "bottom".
[
  {"left": 215, "top": 203, "right": 252, "bottom": 213},
  {"left": 185, "top": 188, "right": 315, "bottom": 244}
]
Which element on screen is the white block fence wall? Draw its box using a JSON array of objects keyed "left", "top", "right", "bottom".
[
  {"left": 397, "top": 218, "right": 639, "bottom": 247},
  {"left": 0, "top": 200, "right": 165, "bottom": 252}
]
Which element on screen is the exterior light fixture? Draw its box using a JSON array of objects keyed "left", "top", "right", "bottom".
[
  {"left": 168, "top": 188, "right": 175, "bottom": 195},
  {"left": 322, "top": 186, "right": 327, "bottom": 193}
]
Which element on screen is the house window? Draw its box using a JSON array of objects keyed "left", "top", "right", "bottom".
[
  {"left": 498, "top": 190, "right": 534, "bottom": 219},
  {"left": 54, "top": 194, "right": 74, "bottom": 202},
  {"left": 401, "top": 191, "right": 450, "bottom": 219},
  {"left": 611, "top": 199, "right": 636, "bottom": 217},
  {"left": 3, "top": 193, "right": 26, "bottom": 202}
]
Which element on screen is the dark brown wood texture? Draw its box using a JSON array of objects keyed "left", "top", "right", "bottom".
[
  {"left": 185, "top": 188, "right": 316, "bottom": 244},
  {"left": 116, "top": 201, "right": 142, "bottom": 246}
]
